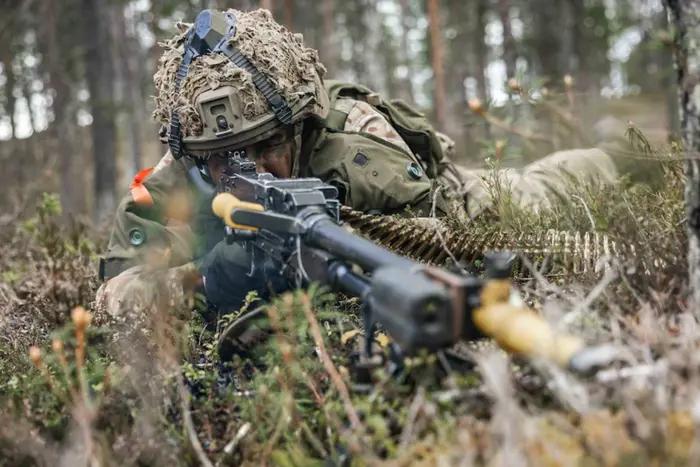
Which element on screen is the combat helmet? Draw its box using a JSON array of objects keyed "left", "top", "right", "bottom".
[{"left": 153, "top": 9, "right": 329, "bottom": 168}]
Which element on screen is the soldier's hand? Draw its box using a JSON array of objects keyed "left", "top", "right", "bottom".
[{"left": 194, "top": 241, "right": 263, "bottom": 312}]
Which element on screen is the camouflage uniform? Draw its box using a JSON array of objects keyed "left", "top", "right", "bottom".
[{"left": 95, "top": 8, "right": 636, "bottom": 318}]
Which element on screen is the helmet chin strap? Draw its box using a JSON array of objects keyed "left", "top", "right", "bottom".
[
  {"left": 290, "top": 121, "right": 305, "bottom": 178},
  {"left": 187, "top": 164, "right": 216, "bottom": 197}
]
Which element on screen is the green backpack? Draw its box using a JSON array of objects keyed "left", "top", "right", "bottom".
[{"left": 323, "top": 80, "right": 446, "bottom": 180}]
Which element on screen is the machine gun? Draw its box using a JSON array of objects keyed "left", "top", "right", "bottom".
[{"left": 211, "top": 154, "right": 617, "bottom": 377}]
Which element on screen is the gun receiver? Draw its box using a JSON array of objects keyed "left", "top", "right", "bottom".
[{"left": 212, "top": 154, "right": 616, "bottom": 374}]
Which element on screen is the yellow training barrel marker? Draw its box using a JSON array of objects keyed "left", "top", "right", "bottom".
[
  {"left": 212, "top": 192, "right": 266, "bottom": 232},
  {"left": 473, "top": 278, "right": 584, "bottom": 368}
]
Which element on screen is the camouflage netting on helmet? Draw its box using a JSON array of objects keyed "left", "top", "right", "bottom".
[{"left": 153, "top": 8, "right": 328, "bottom": 137}]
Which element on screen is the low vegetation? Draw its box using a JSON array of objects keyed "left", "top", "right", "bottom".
[{"left": 0, "top": 143, "right": 694, "bottom": 466}]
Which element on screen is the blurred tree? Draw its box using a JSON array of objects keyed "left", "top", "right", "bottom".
[
  {"left": 442, "top": 0, "right": 474, "bottom": 156},
  {"left": 112, "top": 3, "right": 143, "bottom": 179},
  {"left": 42, "top": 0, "right": 82, "bottom": 216},
  {"left": 664, "top": 0, "right": 700, "bottom": 311},
  {"left": 321, "top": 0, "right": 339, "bottom": 75},
  {"left": 83, "top": 0, "right": 117, "bottom": 223},
  {"left": 1, "top": 60, "right": 16, "bottom": 140},
  {"left": 499, "top": 0, "right": 517, "bottom": 81},
  {"left": 283, "top": 0, "right": 293, "bottom": 26},
  {"left": 342, "top": 1, "right": 371, "bottom": 86},
  {"left": 397, "top": 0, "right": 416, "bottom": 104},
  {"left": 427, "top": 0, "right": 445, "bottom": 130},
  {"left": 473, "top": 0, "right": 490, "bottom": 103}
]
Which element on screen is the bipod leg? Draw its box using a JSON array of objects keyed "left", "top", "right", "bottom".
[
  {"left": 348, "top": 302, "right": 384, "bottom": 393},
  {"left": 387, "top": 342, "right": 406, "bottom": 379},
  {"left": 362, "top": 301, "right": 374, "bottom": 358}
]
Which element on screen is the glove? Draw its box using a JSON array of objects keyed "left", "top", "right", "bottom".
[{"left": 194, "top": 241, "right": 289, "bottom": 312}]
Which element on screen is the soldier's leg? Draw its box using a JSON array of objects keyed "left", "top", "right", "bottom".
[{"left": 438, "top": 148, "right": 619, "bottom": 218}]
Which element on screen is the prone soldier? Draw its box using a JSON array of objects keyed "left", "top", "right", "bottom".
[{"left": 96, "top": 8, "right": 648, "bottom": 320}]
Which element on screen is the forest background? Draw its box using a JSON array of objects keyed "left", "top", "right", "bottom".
[
  {"left": 1, "top": 1, "right": 697, "bottom": 465},
  {"left": 0, "top": 0, "right": 677, "bottom": 225}
]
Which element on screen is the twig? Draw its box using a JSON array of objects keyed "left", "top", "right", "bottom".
[
  {"left": 519, "top": 255, "right": 570, "bottom": 300},
  {"left": 571, "top": 195, "right": 596, "bottom": 231},
  {"left": 595, "top": 360, "right": 669, "bottom": 383},
  {"left": 215, "top": 423, "right": 251, "bottom": 467},
  {"left": 562, "top": 267, "right": 619, "bottom": 328},
  {"left": 483, "top": 113, "right": 552, "bottom": 143},
  {"left": 177, "top": 372, "right": 215, "bottom": 467},
  {"left": 429, "top": 185, "right": 466, "bottom": 274},
  {"left": 300, "top": 293, "right": 363, "bottom": 431},
  {"left": 301, "top": 422, "right": 329, "bottom": 459},
  {"left": 399, "top": 385, "right": 426, "bottom": 448},
  {"left": 303, "top": 371, "right": 325, "bottom": 406}
]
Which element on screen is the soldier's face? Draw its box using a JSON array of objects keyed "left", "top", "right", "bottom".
[
  {"left": 205, "top": 131, "right": 295, "bottom": 183},
  {"left": 254, "top": 140, "right": 294, "bottom": 179}
]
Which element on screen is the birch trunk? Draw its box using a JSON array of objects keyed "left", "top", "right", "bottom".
[{"left": 664, "top": 0, "right": 700, "bottom": 311}]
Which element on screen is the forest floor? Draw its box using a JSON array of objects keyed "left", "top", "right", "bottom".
[{"left": 0, "top": 131, "right": 696, "bottom": 466}]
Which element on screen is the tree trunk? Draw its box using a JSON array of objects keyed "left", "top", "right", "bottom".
[
  {"left": 427, "top": 0, "right": 445, "bottom": 131},
  {"left": 283, "top": 0, "right": 293, "bottom": 27},
  {"left": 664, "top": 0, "right": 700, "bottom": 311},
  {"left": 260, "top": 0, "right": 273, "bottom": 11},
  {"left": 149, "top": 1, "right": 161, "bottom": 77},
  {"left": 344, "top": 1, "right": 372, "bottom": 87},
  {"left": 397, "top": 0, "right": 416, "bottom": 104},
  {"left": 45, "top": 0, "right": 78, "bottom": 217},
  {"left": 474, "top": 0, "right": 489, "bottom": 102},
  {"left": 473, "top": 0, "right": 491, "bottom": 140},
  {"left": 20, "top": 67, "right": 36, "bottom": 134},
  {"left": 532, "top": 0, "right": 563, "bottom": 86},
  {"left": 321, "top": 0, "right": 338, "bottom": 76},
  {"left": 83, "top": 0, "right": 118, "bottom": 224},
  {"left": 1, "top": 53, "right": 16, "bottom": 138},
  {"left": 499, "top": 0, "right": 517, "bottom": 81},
  {"left": 658, "top": 7, "right": 680, "bottom": 141},
  {"left": 113, "top": 5, "right": 143, "bottom": 180}
]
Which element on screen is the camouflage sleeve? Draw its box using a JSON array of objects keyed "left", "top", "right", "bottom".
[
  {"left": 309, "top": 98, "right": 449, "bottom": 216},
  {"left": 102, "top": 151, "right": 197, "bottom": 276},
  {"left": 97, "top": 151, "right": 201, "bottom": 317},
  {"left": 339, "top": 99, "right": 415, "bottom": 155},
  {"left": 309, "top": 131, "right": 448, "bottom": 215}
]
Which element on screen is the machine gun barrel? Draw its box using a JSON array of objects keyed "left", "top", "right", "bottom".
[{"left": 301, "top": 211, "right": 416, "bottom": 273}]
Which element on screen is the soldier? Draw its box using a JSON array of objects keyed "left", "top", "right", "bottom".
[{"left": 96, "top": 8, "right": 645, "bottom": 320}]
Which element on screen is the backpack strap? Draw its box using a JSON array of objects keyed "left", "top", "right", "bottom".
[
  {"left": 322, "top": 80, "right": 443, "bottom": 180},
  {"left": 325, "top": 108, "right": 350, "bottom": 131}
]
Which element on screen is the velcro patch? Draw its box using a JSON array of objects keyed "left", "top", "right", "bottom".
[{"left": 353, "top": 152, "right": 369, "bottom": 167}]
